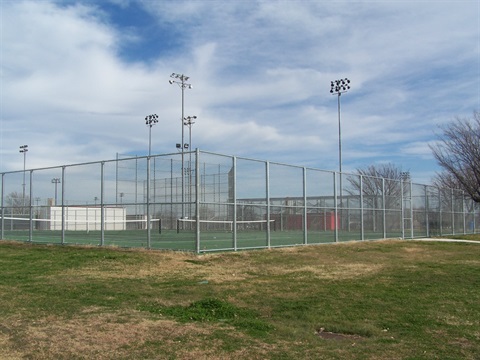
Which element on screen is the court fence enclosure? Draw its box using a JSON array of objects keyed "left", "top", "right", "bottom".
[{"left": 1, "top": 149, "right": 478, "bottom": 253}]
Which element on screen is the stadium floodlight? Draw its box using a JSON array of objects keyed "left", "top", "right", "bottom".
[
  {"left": 51, "top": 178, "right": 61, "bottom": 206},
  {"left": 19, "top": 145, "right": 28, "bottom": 211},
  {"left": 169, "top": 73, "right": 192, "bottom": 219},
  {"left": 330, "top": 78, "right": 351, "bottom": 202},
  {"left": 145, "top": 114, "right": 159, "bottom": 156}
]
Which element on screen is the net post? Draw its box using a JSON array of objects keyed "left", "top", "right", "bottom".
[{"left": 176, "top": 218, "right": 180, "bottom": 234}]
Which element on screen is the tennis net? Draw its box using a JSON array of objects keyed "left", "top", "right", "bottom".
[
  {"left": 1, "top": 216, "right": 161, "bottom": 233},
  {"left": 176, "top": 218, "right": 276, "bottom": 233}
]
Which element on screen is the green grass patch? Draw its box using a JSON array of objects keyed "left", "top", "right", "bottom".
[{"left": 140, "top": 297, "right": 273, "bottom": 337}]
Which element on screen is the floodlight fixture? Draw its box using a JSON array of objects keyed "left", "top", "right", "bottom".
[
  {"left": 330, "top": 78, "right": 351, "bottom": 94},
  {"left": 183, "top": 115, "right": 197, "bottom": 126},
  {"left": 169, "top": 72, "right": 193, "bottom": 219},
  {"left": 145, "top": 113, "right": 159, "bottom": 127}
]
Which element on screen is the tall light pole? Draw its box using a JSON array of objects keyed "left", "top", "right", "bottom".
[
  {"left": 169, "top": 73, "right": 192, "bottom": 219},
  {"left": 51, "top": 178, "right": 60, "bottom": 206},
  {"left": 19, "top": 145, "right": 28, "bottom": 211},
  {"left": 330, "top": 78, "right": 351, "bottom": 203},
  {"left": 145, "top": 114, "right": 159, "bottom": 156}
]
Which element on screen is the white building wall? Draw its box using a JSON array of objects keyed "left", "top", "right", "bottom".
[{"left": 48, "top": 206, "right": 126, "bottom": 231}]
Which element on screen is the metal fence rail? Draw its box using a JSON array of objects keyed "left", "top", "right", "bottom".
[{"left": 1, "top": 149, "right": 478, "bottom": 252}]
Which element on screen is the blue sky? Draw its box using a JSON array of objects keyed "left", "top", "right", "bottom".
[{"left": 1, "top": 0, "right": 479, "bottom": 184}]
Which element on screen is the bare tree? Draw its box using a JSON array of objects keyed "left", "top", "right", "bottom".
[
  {"left": 346, "top": 163, "right": 405, "bottom": 201},
  {"left": 430, "top": 111, "right": 480, "bottom": 202},
  {"left": 345, "top": 164, "right": 406, "bottom": 232},
  {"left": 5, "top": 191, "right": 31, "bottom": 215}
]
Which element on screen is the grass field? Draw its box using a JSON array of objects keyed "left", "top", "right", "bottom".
[{"left": 0, "top": 237, "right": 479, "bottom": 359}]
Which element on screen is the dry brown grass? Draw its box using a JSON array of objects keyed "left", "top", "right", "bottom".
[
  {"left": 1, "top": 309, "right": 278, "bottom": 360},
  {"left": 58, "top": 244, "right": 386, "bottom": 283}
]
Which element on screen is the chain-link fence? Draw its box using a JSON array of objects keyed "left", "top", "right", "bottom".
[{"left": 1, "top": 149, "right": 478, "bottom": 252}]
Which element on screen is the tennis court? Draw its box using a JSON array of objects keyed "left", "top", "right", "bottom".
[
  {"left": 1, "top": 220, "right": 397, "bottom": 253},
  {"left": 1, "top": 149, "right": 478, "bottom": 252}
]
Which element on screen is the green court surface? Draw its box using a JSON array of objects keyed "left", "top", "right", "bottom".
[{"left": 0, "top": 227, "right": 401, "bottom": 252}]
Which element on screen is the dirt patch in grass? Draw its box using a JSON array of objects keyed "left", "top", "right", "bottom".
[{"left": 315, "top": 327, "right": 365, "bottom": 341}]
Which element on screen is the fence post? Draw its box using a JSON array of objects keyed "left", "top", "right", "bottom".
[
  {"left": 439, "top": 187, "right": 443, "bottom": 236},
  {"left": 1, "top": 173, "right": 4, "bottom": 240},
  {"left": 195, "top": 149, "right": 201, "bottom": 253},
  {"left": 232, "top": 156, "right": 237, "bottom": 251},
  {"left": 425, "top": 185, "right": 429, "bottom": 237},
  {"left": 61, "top": 166, "right": 65, "bottom": 244},
  {"left": 451, "top": 188, "right": 455, "bottom": 235},
  {"left": 100, "top": 161, "right": 105, "bottom": 246},
  {"left": 360, "top": 175, "right": 364, "bottom": 240},
  {"left": 462, "top": 191, "right": 466, "bottom": 235},
  {"left": 409, "top": 181, "right": 414, "bottom": 239},
  {"left": 334, "top": 172, "right": 338, "bottom": 243},
  {"left": 472, "top": 200, "right": 477, "bottom": 234},
  {"left": 115, "top": 153, "right": 119, "bottom": 205},
  {"left": 146, "top": 157, "right": 151, "bottom": 249},
  {"left": 29, "top": 170, "right": 33, "bottom": 242},
  {"left": 474, "top": 201, "right": 477, "bottom": 234},
  {"left": 303, "top": 167, "right": 307, "bottom": 245},
  {"left": 266, "top": 161, "right": 271, "bottom": 248},
  {"left": 400, "top": 177, "right": 405, "bottom": 239},
  {"left": 382, "top": 178, "right": 386, "bottom": 239}
]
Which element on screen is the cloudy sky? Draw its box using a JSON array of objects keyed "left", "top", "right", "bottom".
[{"left": 1, "top": 0, "right": 479, "bottom": 184}]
